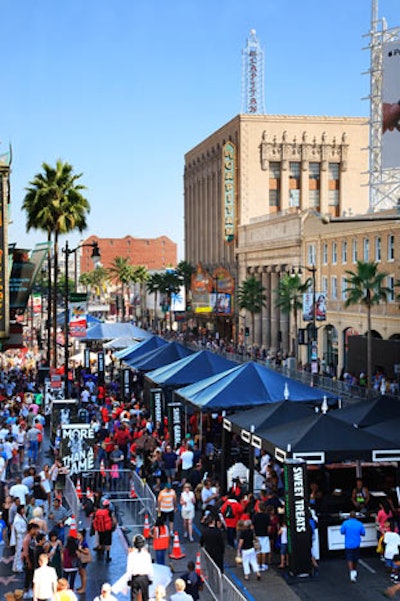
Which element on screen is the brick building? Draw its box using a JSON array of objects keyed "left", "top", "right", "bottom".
[{"left": 79, "top": 234, "right": 177, "bottom": 274}]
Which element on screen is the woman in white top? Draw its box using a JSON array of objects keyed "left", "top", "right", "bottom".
[{"left": 180, "top": 483, "right": 196, "bottom": 542}]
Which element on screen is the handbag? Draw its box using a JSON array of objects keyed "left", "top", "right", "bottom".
[
  {"left": 78, "top": 548, "right": 92, "bottom": 564},
  {"left": 235, "top": 554, "right": 243, "bottom": 565}
]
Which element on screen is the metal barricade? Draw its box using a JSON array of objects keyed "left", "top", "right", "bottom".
[
  {"left": 221, "top": 574, "right": 248, "bottom": 601},
  {"left": 79, "top": 468, "right": 132, "bottom": 495},
  {"left": 64, "top": 474, "right": 79, "bottom": 517},
  {"left": 200, "top": 548, "right": 223, "bottom": 601},
  {"left": 132, "top": 471, "right": 157, "bottom": 523}
]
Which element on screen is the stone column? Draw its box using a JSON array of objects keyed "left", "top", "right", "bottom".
[
  {"left": 262, "top": 269, "right": 270, "bottom": 349},
  {"left": 254, "top": 268, "right": 262, "bottom": 347},
  {"left": 270, "top": 269, "right": 280, "bottom": 354}
]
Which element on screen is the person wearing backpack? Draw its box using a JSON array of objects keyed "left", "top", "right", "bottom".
[
  {"left": 92, "top": 500, "right": 114, "bottom": 562},
  {"left": 220, "top": 494, "right": 244, "bottom": 548}
]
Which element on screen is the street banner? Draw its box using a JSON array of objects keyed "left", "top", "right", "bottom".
[
  {"left": 84, "top": 349, "right": 91, "bottom": 370},
  {"left": 122, "top": 368, "right": 132, "bottom": 401},
  {"left": 150, "top": 388, "right": 164, "bottom": 425},
  {"left": 302, "top": 292, "right": 326, "bottom": 322},
  {"left": 382, "top": 39, "right": 400, "bottom": 169},
  {"left": 60, "top": 423, "right": 96, "bottom": 475},
  {"left": 284, "top": 459, "right": 312, "bottom": 575},
  {"left": 97, "top": 351, "right": 105, "bottom": 384},
  {"left": 69, "top": 293, "right": 88, "bottom": 338},
  {"left": 168, "top": 401, "right": 183, "bottom": 449}
]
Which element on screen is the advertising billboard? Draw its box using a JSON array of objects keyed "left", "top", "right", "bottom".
[
  {"left": 302, "top": 292, "right": 326, "bottom": 322},
  {"left": 382, "top": 40, "right": 400, "bottom": 170}
]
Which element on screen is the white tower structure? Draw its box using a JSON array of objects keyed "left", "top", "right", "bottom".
[
  {"left": 368, "top": 0, "right": 400, "bottom": 210},
  {"left": 241, "top": 29, "right": 266, "bottom": 115}
]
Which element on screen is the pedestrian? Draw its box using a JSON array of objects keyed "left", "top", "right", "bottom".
[
  {"left": 340, "top": 510, "right": 365, "bottom": 583},
  {"left": 384, "top": 520, "right": 400, "bottom": 581},
  {"left": 237, "top": 519, "right": 261, "bottom": 581},
  {"left": 181, "top": 561, "right": 202, "bottom": 601},
  {"left": 21, "top": 522, "right": 40, "bottom": 599},
  {"left": 47, "top": 498, "right": 69, "bottom": 544},
  {"left": 153, "top": 585, "right": 167, "bottom": 601},
  {"left": 48, "top": 530, "right": 63, "bottom": 579},
  {"left": 33, "top": 553, "right": 58, "bottom": 601},
  {"left": 180, "top": 483, "right": 196, "bottom": 542},
  {"left": 151, "top": 514, "right": 170, "bottom": 565},
  {"left": 200, "top": 515, "right": 225, "bottom": 573},
  {"left": 62, "top": 535, "right": 79, "bottom": 590},
  {"left": 76, "top": 528, "right": 91, "bottom": 593},
  {"left": 170, "top": 579, "right": 194, "bottom": 601},
  {"left": 11, "top": 505, "right": 27, "bottom": 573},
  {"left": 221, "top": 494, "right": 244, "bottom": 549},
  {"left": 54, "top": 578, "right": 77, "bottom": 601},
  {"left": 157, "top": 482, "right": 177, "bottom": 536},
  {"left": 278, "top": 518, "right": 288, "bottom": 569},
  {"left": 252, "top": 502, "right": 270, "bottom": 571},
  {"left": 126, "top": 534, "right": 153, "bottom": 601},
  {"left": 92, "top": 499, "right": 115, "bottom": 562},
  {"left": 93, "top": 583, "right": 118, "bottom": 601}
]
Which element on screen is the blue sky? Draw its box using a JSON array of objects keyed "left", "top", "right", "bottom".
[{"left": 1, "top": 0, "right": 398, "bottom": 260}]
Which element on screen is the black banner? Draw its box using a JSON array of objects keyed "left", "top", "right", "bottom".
[
  {"left": 284, "top": 459, "right": 312, "bottom": 576},
  {"left": 84, "top": 349, "right": 91, "bottom": 370},
  {"left": 97, "top": 351, "right": 105, "bottom": 384},
  {"left": 122, "top": 368, "right": 132, "bottom": 401},
  {"left": 50, "top": 399, "right": 78, "bottom": 444},
  {"left": 168, "top": 401, "right": 183, "bottom": 448},
  {"left": 60, "top": 423, "right": 96, "bottom": 475},
  {"left": 150, "top": 388, "right": 164, "bottom": 425}
]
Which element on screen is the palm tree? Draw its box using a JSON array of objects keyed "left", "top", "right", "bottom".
[
  {"left": 22, "top": 160, "right": 90, "bottom": 366},
  {"left": 237, "top": 275, "right": 267, "bottom": 350},
  {"left": 108, "top": 256, "right": 135, "bottom": 321},
  {"left": 176, "top": 260, "right": 195, "bottom": 310},
  {"left": 275, "top": 272, "right": 311, "bottom": 364},
  {"left": 158, "top": 270, "right": 183, "bottom": 331},
  {"left": 80, "top": 266, "right": 109, "bottom": 301},
  {"left": 344, "top": 260, "right": 390, "bottom": 390},
  {"left": 132, "top": 265, "right": 149, "bottom": 325},
  {"left": 147, "top": 272, "right": 164, "bottom": 332}
]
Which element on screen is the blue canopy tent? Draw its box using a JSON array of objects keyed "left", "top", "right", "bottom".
[
  {"left": 144, "top": 349, "right": 237, "bottom": 409},
  {"left": 125, "top": 341, "right": 193, "bottom": 372},
  {"left": 80, "top": 322, "right": 152, "bottom": 342},
  {"left": 175, "top": 361, "right": 336, "bottom": 410},
  {"left": 331, "top": 396, "right": 400, "bottom": 428},
  {"left": 115, "top": 335, "right": 167, "bottom": 362}
]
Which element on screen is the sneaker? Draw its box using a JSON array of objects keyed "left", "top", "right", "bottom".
[
  {"left": 262, "top": 564, "right": 269, "bottom": 571},
  {"left": 189, "top": 537, "right": 194, "bottom": 542},
  {"left": 350, "top": 570, "right": 357, "bottom": 582},
  {"left": 184, "top": 532, "right": 188, "bottom": 538}
]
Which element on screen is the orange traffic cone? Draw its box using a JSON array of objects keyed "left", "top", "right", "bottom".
[
  {"left": 143, "top": 513, "right": 151, "bottom": 539},
  {"left": 86, "top": 486, "right": 94, "bottom": 502},
  {"left": 100, "top": 459, "right": 106, "bottom": 477},
  {"left": 195, "top": 551, "right": 202, "bottom": 576},
  {"left": 169, "top": 531, "right": 186, "bottom": 559},
  {"left": 130, "top": 481, "right": 137, "bottom": 499},
  {"left": 69, "top": 514, "right": 78, "bottom": 538},
  {"left": 76, "top": 479, "right": 82, "bottom": 500}
]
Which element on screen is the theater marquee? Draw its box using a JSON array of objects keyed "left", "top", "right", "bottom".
[{"left": 222, "top": 141, "right": 236, "bottom": 243}]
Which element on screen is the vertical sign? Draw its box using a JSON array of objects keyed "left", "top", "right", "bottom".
[
  {"left": 0, "top": 165, "right": 9, "bottom": 337},
  {"left": 222, "top": 141, "right": 235, "bottom": 243},
  {"left": 284, "top": 459, "right": 312, "bottom": 576},
  {"left": 97, "top": 351, "right": 105, "bottom": 384},
  {"left": 61, "top": 423, "right": 95, "bottom": 475},
  {"left": 168, "top": 401, "right": 183, "bottom": 448},
  {"left": 84, "top": 349, "right": 91, "bottom": 370},
  {"left": 150, "top": 388, "right": 164, "bottom": 425},
  {"left": 122, "top": 368, "right": 132, "bottom": 401}
]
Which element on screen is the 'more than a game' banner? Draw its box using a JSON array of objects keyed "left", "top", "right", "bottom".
[{"left": 61, "top": 423, "right": 96, "bottom": 475}]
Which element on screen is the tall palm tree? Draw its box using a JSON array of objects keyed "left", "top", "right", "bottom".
[
  {"left": 22, "top": 160, "right": 90, "bottom": 366},
  {"left": 158, "top": 270, "right": 183, "bottom": 331},
  {"left": 176, "top": 260, "right": 195, "bottom": 310},
  {"left": 275, "top": 272, "right": 311, "bottom": 364},
  {"left": 147, "top": 272, "right": 164, "bottom": 332},
  {"left": 132, "top": 265, "right": 149, "bottom": 325},
  {"left": 237, "top": 275, "right": 267, "bottom": 350},
  {"left": 108, "top": 256, "right": 135, "bottom": 321},
  {"left": 344, "top": 260, "right": 389, "bottom": 390}
]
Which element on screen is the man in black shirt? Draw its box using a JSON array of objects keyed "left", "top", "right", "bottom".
[{"left": 200, "top": 516, "right": 225, "bottom": 573}]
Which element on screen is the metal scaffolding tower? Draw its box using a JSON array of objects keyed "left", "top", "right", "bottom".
[
  {"left": 367, "top": 0, "right": 400, "bottom": 210},
  {"left": 241, "top": 29, "right": 266, "bottom": 115}
]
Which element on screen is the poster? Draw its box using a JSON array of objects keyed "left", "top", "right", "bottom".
[
  {"left": 60, "top": 423, "right": 96, "bottom": 475},
  {"left": 382, "top": 40, "right": 400, "bottom": 170},
  {"left": 302, "top": 292, "right": 326, "bottom": 322}
]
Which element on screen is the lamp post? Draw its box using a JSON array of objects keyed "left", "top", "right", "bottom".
[{"left": 62, "top": 240, "right": 101, "bottom": 397}]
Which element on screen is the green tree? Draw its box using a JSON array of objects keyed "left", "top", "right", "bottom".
[
  {"left": 80, "top": 266, "right": 110, "bottom": 300},
  {"left": 108, "top": 256, "right": 135, "bottom": 321},
  {"left": 132, "top": 265, "right": 149, "bottom": 325},
  {"left": 344, "top": 260, "right": 390, "bottom": 389},
  {"left": 275, "top": 272, "right": 311, "bottom": 364},
  {"left": 158, "top": 270, "right": 183, "bottom": 331},
  {"left": 146, "top": 272, "right": 164, "bottom": 332},
  {"left": 176, "top": 260, "right": 195, "bottom": 309},
  {"left": 238, "top": 275, "right": 267, "bottom": 349},
  {"left": 22, "top": 160, "right": 90, "bottom": 366}
]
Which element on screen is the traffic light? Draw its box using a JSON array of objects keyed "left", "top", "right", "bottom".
[{"left": 186, "top": 299, "right": 192, "bottom": 312}]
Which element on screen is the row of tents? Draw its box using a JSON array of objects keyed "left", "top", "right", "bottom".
[{"left": 82, "top": 322, "right": 400, "bottom": 466}]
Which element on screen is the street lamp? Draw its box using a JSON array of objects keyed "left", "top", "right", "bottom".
[
  {"left": 62, "top": 240, "right": 101, "bottom": 397},
  {"left": 291, "top": 264, "right": 318, "bottom": 378}
]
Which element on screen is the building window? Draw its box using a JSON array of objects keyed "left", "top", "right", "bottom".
[
  {"left": 289, "top": 162, "right": 301, "bottom": 207},
  {"left": 342, "top": 241, "right": 347, "bottom": 264},
  {"left": 309, "top": 162, "right": 320, "bottom": 210},
  {"left": 332, "top": 241, "right": 337, "bottom": 264},
  {"left": 341, "top": 276, "right": 347, "bottom": 301},
  {"left": 322, "top": 276, "right": 328, "bottom": 295},
  {"left": 387, "top": 275, "right": 395, "bottom": 302},
  {"left": 375, "top": 236, "right": 381, "bottom": 262},
  {"left": 269, "top": 162, "right": 280, "bottom": 208},
  {"left": 331, "top": 276, "right": 338, "bottom": 300},
  {"left": 388, "top": 234, "right": 395, "bottom": 261},
  {"left": 352, "top": 239, "right": 358, "bottom": 263},
  {"left": 307, "top": 244, "right": 316, "bottom": 266},
  {"left": 363, "top": 238, "right": 369, "bottom": 262},
  {"left": 328, "top": 163, "right": 340, "bottom": 206},
  {"left": 322, "top": 243, "right": 328, "bottom": 265}
]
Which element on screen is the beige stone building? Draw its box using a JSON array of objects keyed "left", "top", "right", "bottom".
[{"left": 184, "top": 113, "right": 370, "bottom": 354}]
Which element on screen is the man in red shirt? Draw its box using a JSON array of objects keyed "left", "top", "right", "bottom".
[
  {"left": 221, "top": 494, "right": 244, "bottom": 548},
  {"left": 114, "top": 424, "right": 131, "bottom": 465}
]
